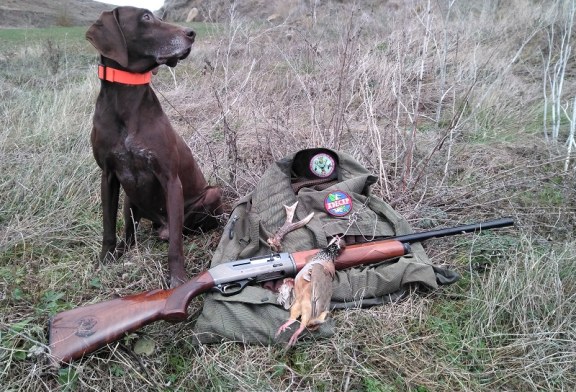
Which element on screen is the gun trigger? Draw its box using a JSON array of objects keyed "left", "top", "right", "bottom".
[{"left": 214, "top": 279, "right": 251, "bottom": 296}]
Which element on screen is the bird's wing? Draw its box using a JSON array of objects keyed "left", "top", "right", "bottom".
[
  {"left": 310, "top": 264, "right": 333, "bottom": 319},
  {"left": 297, "top": 263, "right": 314, "bottom": 282}
]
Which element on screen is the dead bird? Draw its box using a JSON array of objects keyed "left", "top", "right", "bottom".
[{"left": 275, "top": 237, "right": 344, "bottom": 346}]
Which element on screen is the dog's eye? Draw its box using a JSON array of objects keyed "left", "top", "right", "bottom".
[{"left": 142, "top": 13, "right": 152, "bottom": 22}]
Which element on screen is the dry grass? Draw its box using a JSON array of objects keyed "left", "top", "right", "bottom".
[{"left": 1, "top": 0, "right": 575, "bottom": 391}]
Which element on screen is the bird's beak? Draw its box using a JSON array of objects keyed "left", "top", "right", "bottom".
[{"left": 328, "top": 236, "right": 341, "bottom": 247}]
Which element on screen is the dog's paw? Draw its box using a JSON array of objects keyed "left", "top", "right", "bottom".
[
  {"left": 99, "top": 249, "right": 116, "bottom": 264},
  {"left": 115, "top": 240, "right": 132, "bottom": 257},
  {"left": 157, "top": 225, "right": 170, "bottom": 241},
  {"left": 98, "top": 245, "right": 127, "bottom": 265}
]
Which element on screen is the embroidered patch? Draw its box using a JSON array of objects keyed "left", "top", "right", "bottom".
[
  {"left": 324, "top": 191, "right": 352, "bottom": 217},
  {"left": 309, "top": 153, "right": 336, "bottom": 178}
]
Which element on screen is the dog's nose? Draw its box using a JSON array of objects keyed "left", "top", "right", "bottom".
[{"left": 185, "top": 29, "right": 196, "bottom": 41}]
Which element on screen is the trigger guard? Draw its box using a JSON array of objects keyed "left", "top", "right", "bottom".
[{"left": 214, "top": 279, "right": 251, "bottom": 296}]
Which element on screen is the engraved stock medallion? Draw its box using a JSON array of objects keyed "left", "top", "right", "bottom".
[
  {"left": 75, "top": 316, "right": 98, "bottom": 337},
  {"left": 324, "top": 191, "right": 352, "bottom": 217},
  {"left": 310, "top": 153, "right": 335, "bottom": 178}
]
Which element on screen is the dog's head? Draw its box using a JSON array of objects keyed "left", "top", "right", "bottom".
[{"left": 86, "top": 6, "right": 195, "bottom": 72}]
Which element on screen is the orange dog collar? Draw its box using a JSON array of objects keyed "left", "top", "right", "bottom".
[{"left": 98, "top": 65, "right": 152, "bottom": 85}]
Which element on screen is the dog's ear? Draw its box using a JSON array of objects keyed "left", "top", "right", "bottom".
[{"left": 86, "top": 8, "right": 129, "bottom": 68}]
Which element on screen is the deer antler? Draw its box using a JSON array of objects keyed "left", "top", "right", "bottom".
[{"left": 267, "top": 202, "right": 314, "bottom": 252}]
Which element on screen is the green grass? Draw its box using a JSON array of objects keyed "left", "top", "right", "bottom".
[
  {"left": 0, "top": 22, "right": 216, "bottom": 46},
  {"left": 0, "top": 26, "right": 89, "bottom": 47}
]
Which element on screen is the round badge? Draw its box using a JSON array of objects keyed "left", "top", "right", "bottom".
[
  {"left": 324, "top": 191, "right": 352, "bottom": 217},
  {"left": 309, "top": 153, "right": 336, "bottom": 178}
]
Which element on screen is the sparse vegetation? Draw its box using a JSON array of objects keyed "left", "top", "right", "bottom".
[{"left": 1, "top": 1, "right": 575, "bottom": 391}]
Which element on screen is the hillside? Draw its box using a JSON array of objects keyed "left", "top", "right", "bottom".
[
  {"left": 0, "top": 0, "right": 393, "bottom": 28},
  {"left": 0, "top": 0, "right": 112, "bottom": 28},
  {"left": 0, "top": 0, "right": 312, "bottom": 28},
  {"left": 159, "top": 0, "right": 391, "bottom": 23}
]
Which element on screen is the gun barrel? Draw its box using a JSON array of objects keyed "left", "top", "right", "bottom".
[{"left": 393, "top": 217, "right": 514, "bottom": 244}]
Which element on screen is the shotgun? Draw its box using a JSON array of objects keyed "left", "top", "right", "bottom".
[{"left": 48, "top": 217, "right": 514, "bottom": 365}]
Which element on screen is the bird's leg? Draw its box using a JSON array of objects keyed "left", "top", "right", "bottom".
[
  {"left": 276, "top": 300, "right": 302, "bottom": 337},
  {"left": 287, "top": 324, "right": 307, "bottom": 346},
  {"left": 275, "top": 319, "right": 297, "bottom": 336},
  {"left": 267, "top": 201, "right": 314, "bottom": 252},
  {"left": 307, "top": 310, "right": 330, "bottom": 331}
]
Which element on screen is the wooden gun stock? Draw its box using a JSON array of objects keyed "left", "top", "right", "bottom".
[
  {"left": 48, "top": 271, "right": 214, "bottom": 365},
  {"left": 48, "top": 217, "right": 514, "bottom": 365}
]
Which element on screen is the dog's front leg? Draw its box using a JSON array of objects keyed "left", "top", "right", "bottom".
[
  {"left": 99, "top": 170, "right": 121, "bottom": 263},
  {"left": 165, "top": 176, "right": 187, "bottom": 287}
]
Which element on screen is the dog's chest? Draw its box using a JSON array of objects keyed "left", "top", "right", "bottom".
[{"left": 107, "top": 135, "right": 160, "bottom": 190}]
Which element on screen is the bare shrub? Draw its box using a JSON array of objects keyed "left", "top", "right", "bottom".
[{"left": 43, "top": 39, "right": 61, "bottom": 75}]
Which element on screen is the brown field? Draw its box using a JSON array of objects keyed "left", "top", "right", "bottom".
[{"left": 1, "top": 0, "right": 575, "bottom": 391}]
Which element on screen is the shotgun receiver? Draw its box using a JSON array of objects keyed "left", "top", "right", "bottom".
[{"left": 48, "top": 217, "right": 514, "bottom": 364}]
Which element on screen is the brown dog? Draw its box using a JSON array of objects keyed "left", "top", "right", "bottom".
[{"left": 86, "top": 7, "right": 222, "bottom": 287}]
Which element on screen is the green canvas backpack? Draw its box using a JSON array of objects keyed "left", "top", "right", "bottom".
[{"left": 192, "top": 148, "right": 459, "bottom": 344}]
